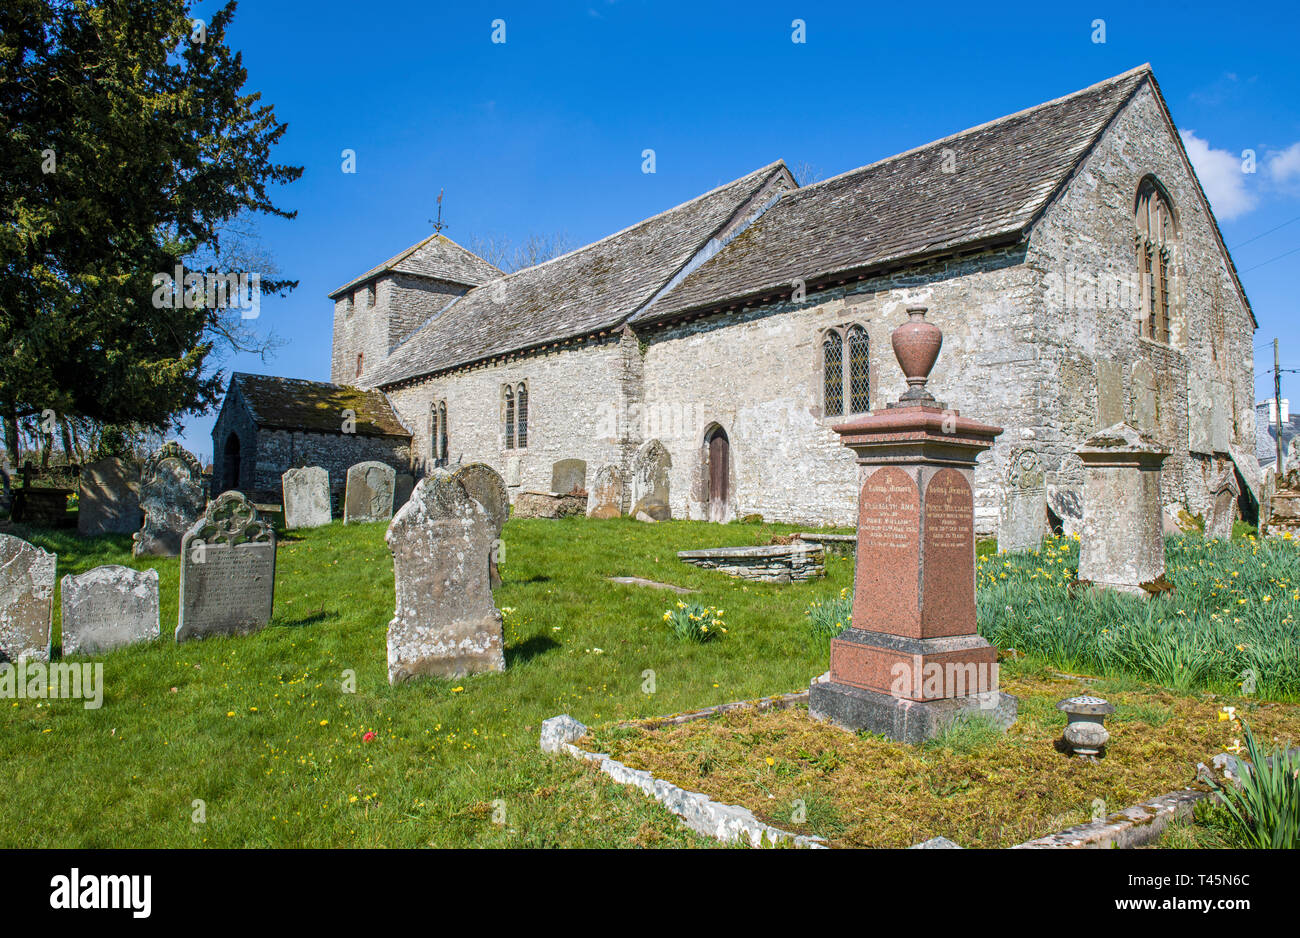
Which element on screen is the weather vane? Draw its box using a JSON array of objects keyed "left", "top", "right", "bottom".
[{"left": 429, "top": 188, "right": 447, "bottom": 234}]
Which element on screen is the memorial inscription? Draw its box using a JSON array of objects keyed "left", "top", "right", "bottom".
[
  {"left": 854, "top": 466, "right": 919, "bottom": 633},
  {"left": 922, "top": 468, "right": 976, "bottom": 637}
]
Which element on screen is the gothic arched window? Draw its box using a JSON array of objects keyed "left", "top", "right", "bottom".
[
  {"left": 503, "top": 385, "right": 515, "bottom": 449},
  {"left": 823, "top": 330, "right": 843, "bottom": 417},
  {"left": 355, "top": 353, "right": 363, "bottom": 379},
  {"left": 1136, "top": 178, "right": 1175, "bottom": 344},
  {"left": 429, "top": 402, "right": 439, "bottom": 463},
  {"left": 516, "top": 382, "right": 528, "bottom": 448}
]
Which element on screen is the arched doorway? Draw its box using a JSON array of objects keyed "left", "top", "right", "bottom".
[
  {"left": 705, "top": 425, "right": 730, "bottom": 523},
  {"left": 222, "top": 433, "right": 241, "bottom": 492}
]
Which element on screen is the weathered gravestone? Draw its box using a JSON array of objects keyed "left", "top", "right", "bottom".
[
  {"left": 77, "top": 457, "right": 142, "bottom": 537},
  {"left": 1046, "top": 485, "right": 1084, "bottom": 538},
  {"left": 0, "top": 534, "right": 55, "bottom": 662},
  {"left": 281, "top": 466, "right": 331, "bottom": 529},
  {"left": 343, "top": 461, "right": 396, "bottom": 524},
  {"left": 630, "top": 439, "right": 671, "bottom": 521},
  {"left": 587, "top": 464, "right": 624, "bottom": 519},
  {"left": 133, "top": 442, "right": 206, "bottom": 557},
  {"left": 998, "top": 448, "right": 1046, "bottom": 552},
  {"left": 1205, "top": 469, "right": 1240, "bottom": 541},
  {"left": 176, "top": 491, "right": 276, "bottom": 642},
  {"left": 386, "top": 470, "right": 504, "bottom": 683},
  {"left": 808, "top": 306, "right": 1016, "bottom": 743},
  {"left": 551, "top": 459, "right": 587, "bottom": 495},
  {"left": 1075, "top": 423, "right": 1170, "bottom": 597},
  {"left": 60, "top": 565, "right": 159, "bottom": 656},
  {"left": 451, "top": 463, "right": 509, "bottom": 588}
]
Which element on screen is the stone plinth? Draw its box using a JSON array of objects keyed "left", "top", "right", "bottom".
[
  {"left": 1075, "top": 423, "right": 1169, "bottom": 597},
  {"left": 808, "top": 306, "right": 1016, "bottom": 741},
  {"left": 677, "top": 543, "right": 825, "bottom": 583}
]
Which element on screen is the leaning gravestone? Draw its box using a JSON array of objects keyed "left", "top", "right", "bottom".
[
  {"left": 630, "top": 439, "right": 671, "bottom": 521},
  {"left": 77, "top": 457, "right": 142, "bottom": 536},
  {"left": 587, "top": 464, "right": 623, "bottom": 519},
  {"left": 451, "top": 463, "right": 509, "bottom": 588},
  {"left": 1205, "top": 470, "right": 1239, "bottom": 541},
  {"left": 60, "top": 565, "right": 159, "bottom": 656},
  {"left": 998, "top": 448, "right": 1046, "bottom": 552},
  {"left": 133, "top": 442, "right": 206, "bottom": 557},
  {"left": 551, "top": 459, "right": 587, "bottom": 495},
  {"left": 281, "top": 466, "right": 331, "bottom": 529},
  {"left": 344, "top": 461, "right": 396, "bottom": 524},
  {"left": 0, "top": 534, "right": 56, "bottom": 662},
  {"left": 176, "top": 491, "right": 276, "bottom": 642},
  {"left": 386, "top": 470, "right": 504, "bottom": 683}
]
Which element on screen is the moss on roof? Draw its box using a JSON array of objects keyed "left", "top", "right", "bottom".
[{"left": 231, "top": 373, "right": 410, "bottom": 438}]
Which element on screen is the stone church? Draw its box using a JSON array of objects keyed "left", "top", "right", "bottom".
[{"left": 227, "top": 65, "right": 1262, "bottom": 540}]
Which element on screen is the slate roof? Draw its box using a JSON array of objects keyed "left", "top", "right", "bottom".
[
  {"left": 230, "top": 373, "right": 410, "bottom": 438},
  {"left": 366, "top": 161, "right": 791, "bottom": 386},
  {"left": 632, "top": 66, "right": 1155, "bottom": 326},
  {"left": 328, "top": 233, "right": 501, "bottom": 299}
]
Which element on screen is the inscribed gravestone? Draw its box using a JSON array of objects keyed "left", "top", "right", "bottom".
[
  {"left": 343, "top": 461, "right": 396, "bottom": 524},
  {"left": 630, "top": 439, "right": 671, "bottom": 520},
  {"left": 133, "top": 442, "right": 206, "bottom": 557},
  {"left": 587, "top": 464, "right": 623, "bottom": 519},
  {"left": 551, "top": 459, "right": 587, "bottom": 495},
  {"left": 78, "top": 457, "right": 142, "bottom": 536},
  {"left": 386, "top": 471, "right": 504, "bottom": 683},
  {"left": 0, "top": 534, "right": 55, "bottom": 662},
  {"left": 1096, "top": 360, "right": 1124, "bottom": 429},
  {"left": 282, "top": 466, "right": 331, "bottom": 529},
  {"left": 452, "top": 463, "right": 509, "bottom": 588},
  {"left": 60, "top": 565, "right": 159, "bottom": 655},
  {"left": 1130, "top": 361, "right": 1158, "bottom": 437},
  {"left": 997, "top": 448, "right": 1046, "bottom": 552},
  {"left": 176, "top": 491, "right": 276, "bottom": 642}
]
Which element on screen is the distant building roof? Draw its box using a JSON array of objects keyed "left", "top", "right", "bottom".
[
  {"left": 368, "top": 161, "right": 791, "bottom": 386},
  {"left": 328, "top": 233, "right": 501, "bottom": 299},
  {"left": 229, "top": 373, "right": 410, "bottom": 438}
]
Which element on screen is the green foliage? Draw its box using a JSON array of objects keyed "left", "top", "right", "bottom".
[
  {"left": 921, "top": 714, "right": 1004, "bottom": 755},
  {"left": 662, "top": 601, "right": 728, "bottom": 643},
  {"left": 805, "top": 587, "right": 852, "bottom": 638},
  {"left": 0, "top": 0, "right": 301, "bottom": 434},
  {"left": 1208, "top": 720, "right": 1300, "bottom": 849},
  {"left": 978, "top": 534, "right": 1300, "bottom": 697}
]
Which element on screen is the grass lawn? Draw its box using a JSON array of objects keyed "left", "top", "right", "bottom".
[
  {"left": 2, "top": 515, "right": 1294, "bottom": 848},
  {"left": 0, "top": 516, "right": 850, "bottom": 848},
  {"left": 584, "top": 660, "right": 1300, "bottom": 848}
]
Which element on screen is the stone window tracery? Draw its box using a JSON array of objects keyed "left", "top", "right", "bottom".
[
  {"left": 1136, "top": 178, "right": 1176, "bottom": 345},
  {"left": 821, "top": 324, "right": 870, "bottom": 417}
]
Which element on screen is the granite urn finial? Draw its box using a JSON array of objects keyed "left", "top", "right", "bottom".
[{"left": 891, "top": 306, "right": 942, "bottom": 404}]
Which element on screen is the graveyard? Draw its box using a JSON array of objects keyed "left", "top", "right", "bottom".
[{"left": 0, "top": 495, "right": 1295, "bottom": 847}]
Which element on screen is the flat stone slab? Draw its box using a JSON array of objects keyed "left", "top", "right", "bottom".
[
  {"left": 677, "top": 543, "right": 825, "bottom": 582},
  {"left": 794, "top": 533, "right": 856, "bottom": 556},
  {"left": 60, "top": 565, "right": 160, "bottom": 656},
  {"left": 607, "top": 576, "right": 698, "bottom": 595},
  {"left": 512, "top": 490, "right": 587, "bottom": 519},
  {"left": 0, "top": 533, "right": 55, "bottom": 662}
]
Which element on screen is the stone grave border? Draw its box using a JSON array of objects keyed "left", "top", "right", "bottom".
[
  {"left": 544, "top": 685, "right": 1293, "bottom": 850},
  {"left": 540, "top": 687, "right": 827, "bottom": 849}
]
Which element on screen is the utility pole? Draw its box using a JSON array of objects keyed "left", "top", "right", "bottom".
[{"left": 1277, "top": 338, "right": 1285, "bottom": 475}]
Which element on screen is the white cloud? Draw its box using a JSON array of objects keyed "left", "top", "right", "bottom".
[
  {"left": 1267, "top": 142, "right": 1300, "bottom": 186},
  {"left": 1179, "top": 129, "right": 1257, "bottom": 220}
]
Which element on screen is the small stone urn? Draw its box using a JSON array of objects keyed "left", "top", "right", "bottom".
[
  {"left": 1058, "top": 696, "right": 1115, "bottom": 758},
  {"left": 891, "top": 306, "right": 943, "bottom": 403}
]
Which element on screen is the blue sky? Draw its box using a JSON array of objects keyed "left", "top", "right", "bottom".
[{"left": 181, "top": 0, "right": 1300, "bottom": 462}]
